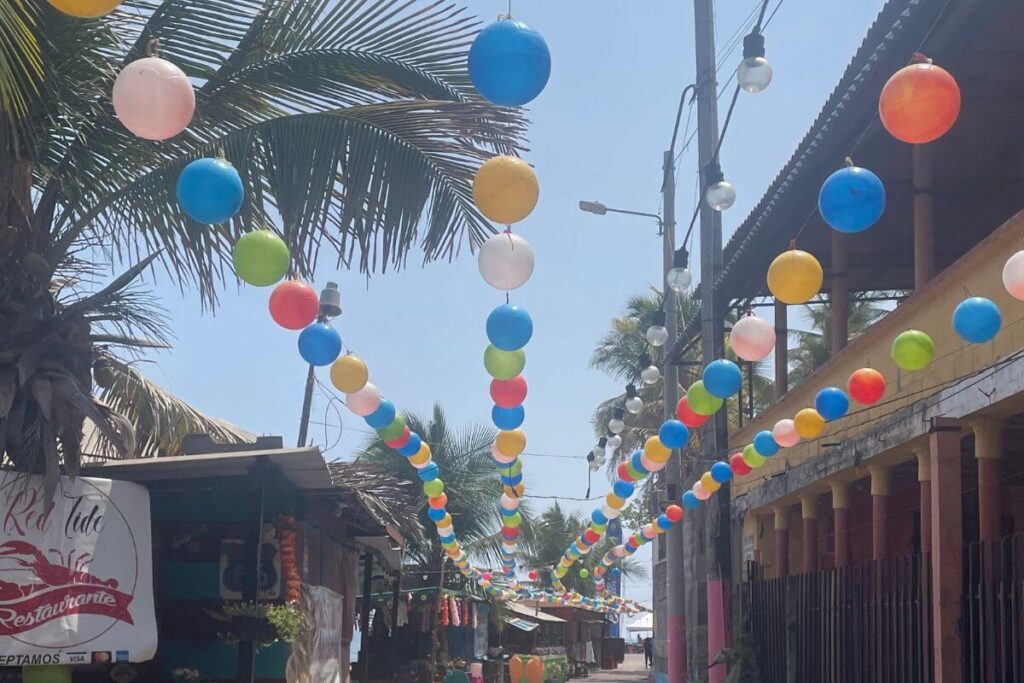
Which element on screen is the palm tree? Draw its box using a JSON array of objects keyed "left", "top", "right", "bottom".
[
  {"left": 356, "top": 403, "right": 534, "bottom": 570},
  {"left": 788, "top": 295, "right": 891, "bottom": 386},
  {"left": 0, "top": 1, "right": 524, "bottom": 489}
]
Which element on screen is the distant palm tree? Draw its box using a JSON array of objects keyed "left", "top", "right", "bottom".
[
  {"left": 357, "top": 403, "right": 534, "bottom": 570},
  {"left": 788, "top": 296, "right": 889, "bottom": 386}
]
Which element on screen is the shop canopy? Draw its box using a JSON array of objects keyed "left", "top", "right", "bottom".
[{"left": 504, "top": 602, "right": 568, "bottom": 631}]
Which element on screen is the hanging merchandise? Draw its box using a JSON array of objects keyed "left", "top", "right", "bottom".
[
  {"left": 891, "top": 329, "right": 935, "bottom": 371},
  {"left": 686, "top": 381, "right": 723, "bottom": 417},
  {"left": 298, "top": 323, "right": 342, "bottom": 366},
  {"left": 767, "top": 246, "right": 823, "bottom": 305},
  {"left": 675, "top": 396, "right": 709, "bottom": 428},
  {"left": 478, "top": 233, "right": 536, "bottom": 291},
  {"left": 818, "top": 162, "right": 886, "bottom": 234},
  {"left": 729, "top": 312, "right": 776, "bottom": 362},
  {"left": 847, "top": 367, "right": 886, "bottom": 405},
  {"left": 879, "top": 56, "right": 960, "bottom": 144},
  {"left": 703, "top": 359, "right": 742, "bottom": 399},
  {"left": 772, "top": 419, "right": 800, "bottom": 448},
  {"left": 269, "top": 281, "right": 319, "bottom": 330},
  {"left": 793, "top": 408, "right": 825, "bottom": 439},
  {"left": 233, "top": 230, "right": 290, "bottom": 287},
  {"left": 468, "top": 18, "right": 551, "bottom": 107},
  {"left": 177, "top": 157, "right": 245, "bottom": 225},
  {"left": 49, "top": 0, "right": 122, "bottom": 17},
  {"left": 952, "top": 297, "right": 1001, "bottom": 344},
  {"left": 112, "top": 53, "right": 195, "bottom": 140},
  {"left": 331, "top": 354, "right": 369, "bottom": 394},
  {"left": 1001, "top": 251, "right": 1024, "bottom": 300},
  {"left": 473, "top": 157, "right": 540, "bottom": 225},
  {"left": 815, "top": 387, "right": 850, "bottom": 421}
]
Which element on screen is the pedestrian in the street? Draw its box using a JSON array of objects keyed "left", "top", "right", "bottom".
[{"left": 642, "top": 637, "right": 653, "bottom": 668}]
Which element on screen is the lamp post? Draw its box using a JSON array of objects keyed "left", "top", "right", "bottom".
[{"left": 296, "top": 282, "right": 342, "bottom": 447}]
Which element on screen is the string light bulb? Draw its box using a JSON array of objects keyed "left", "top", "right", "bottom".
[
  {"left": 608, "top": 408, "right": 626, "bottom": 435},
  {"left": 625, "top": 384, "right": 644, "bottom": 415},
  {"left": 666, "top": 246, "right": 692, "bottom": 293},
  {"left": 704, "top": 159, "right": 736, "bottom": 212},
  {"left": 737, "top": 31, "right": 773, "bottom": 93},
  {"left": 646, "top": 310, "right": 669, "bottom": 347},
  {"left": 640, "top": 353, "right": 661, "bottom": 385}
]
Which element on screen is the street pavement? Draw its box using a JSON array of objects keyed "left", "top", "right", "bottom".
[{"left": 586, "top": 654, "right": 650, "bottom": 683}]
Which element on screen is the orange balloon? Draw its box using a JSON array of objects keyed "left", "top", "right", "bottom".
[
  {"left": 879, "top": 60, "right": 960, "bottom": 144},
  {"left": 509, "top": 656, "right": 523, "bottom": 683},
  {"left": 525, "top": 657, "right": 545, "bottom": 683}
]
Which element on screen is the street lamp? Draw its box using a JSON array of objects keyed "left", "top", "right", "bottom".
[{"left": 579, "top": 200, "right": 664, "bottom": 235}]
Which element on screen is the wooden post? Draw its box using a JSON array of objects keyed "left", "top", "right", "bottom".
[
  {"left": 913, "top": 144, "right": 934, "bottom": 290},
  {"left": 774, "top": 301, "right": 788, "bottom": 399},
  {"left": 929, "top": 419, "right": 962, "bottom": 681},
  {"left": 831, "top": 232, "right": 848, "bottom": 354},
  {"left": 869, "top": 465, "right": 890, "bottom": 561},
  {"left": 829, "top": 481, "right": 850, "bottom": 568}
]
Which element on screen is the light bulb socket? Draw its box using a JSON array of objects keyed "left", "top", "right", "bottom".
[
  {"left": 319, "top": 282, "right": 342, "bottom": 318},
  {"left": 704, "top": 159, "right": 725, "bottom": 187},
  {"left": 743, "top": 31, "right": 766, "bottom": 59},
  {"left": 613, "top": 408, "right": 625, "bottom": 420},
  {"left": 651, "top": 310, "right": 667, "bottom": 327},
  {"left": 672, "top": 247, "right": 689, "bottom": 269},
  {"left": 587, "top": 452, "right": 596, "bottom": 463},
  {"left": 625, "top": 385, "right": 637, "bottom": 400},
  {"left": 639, "top": 353, "right": 652, "bottom": 368}
]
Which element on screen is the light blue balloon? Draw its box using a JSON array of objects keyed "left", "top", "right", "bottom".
[
  {"left": 298, "top": 323, "right": 342, "bottom": 366},
  {"left": 658, "top": 420, "right": 689, "bottom": 449},
  {"left": 710, "top": 461, "right": 734, "bottom": 483},
  {"left": 818, "top": 165, "right": 886, "bottom": 233},
  {"left": 953, "top": 297, "right": 1001, "bottom": 344},
  {"left": 753, "top": 430, "right": 780, "bottom": 457},
  {"left": 468, "top": 19, "right": 551, "bottom": 106},
  {"left": 703, "top": 359, "right": 742, "bottom": 399},
  {"left": 487, "top": 304, "right": 534, "bottom": 351},
  {"left": 365, "top": 399, "right": 397, "bottom": 429},
  {"left": 492, "top": 404, "right": 525, "bottom": 430},
  {"left": 815, "top": 387, "right": 850, "bottom": 421},
  {"left": 681, "top": 491, "right": 701, "bottom": 509},
  {"left": 397, "top": 433, "right": 422, "bottom": 457},
  {"left": 176, "top": 158, "right": 244, "bottom": 224}
]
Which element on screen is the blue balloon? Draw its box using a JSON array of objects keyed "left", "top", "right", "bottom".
[
  {"left": 439, "top": 533, "right": 456, "bottom": 544},
  {"left": 500, "top": 473, "right": 523, "bottom": 486},
  {"left": 658, "top": 420, "right": 689, "bottom": 449},
  {"left": 815, "top": 387, "right": 850, "bottom": 421},
  {"left": 657, "top": 514, "right": 672, "bottom": 530},
  {"left": 176, "top": 158, "right": 245, "bottom": 224},
  {"left": 487, "top": 304, "right": 534, "bottom": 351},
  {"left": 610, "top": 567, "right": 621, "bottom": 578},
  {"left": 818, "top": 165, "right": 886, "bottom": 233},
  {"left": 468, "top": 19, "right": 551, "bottom": 106},
  {"left": 613, "top": 480, "right": 635, "bottom": 499},
  {"left": 753, "top": 430, "right": 780, "bottom": 457},
  {"left": 492, "top": 404, "right": 525, "bottom": 430},
  {"left": 499, "top": 506, "right": 518, "bottom": 517},
  {"left": 630, "top": 450, "right": 648, "bottom": 474},
  {"left": 953, "top": 297, "right": 1001, "bottom": 344},
  {"left": 365, "top": 399, "right": 397, "bottom": 429},
  {"left": 703, "top": 359, "right": 742, "bottom": 399},
  {"left": 398, "top": 433, "right": 422, "bottom": 457},
  {"left": 418, "top": 463, "right": 440, "bottom": 482},
  {"left": 591, "top": 509, "right": 608, "bottom": 525},
  {"left": 428, "top": 507, "right": 447, "bottom": 522},
  {"left": 681, "top": 490, "right": 702, "bottom": 509},
  {"left": 298, "top": 323, "right": 342, "bottom": 366},
  {"left": 710, "top": 461, "right": 734, "bottom": 484}
]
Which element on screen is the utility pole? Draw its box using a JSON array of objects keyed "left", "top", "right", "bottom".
[{"left": 692, "top": 2, "right": 730, "bottom": 683}]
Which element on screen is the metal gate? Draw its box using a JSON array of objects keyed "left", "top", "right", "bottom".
[{"left": 962, "top": 534, "right": 1024, "bottom": 682}]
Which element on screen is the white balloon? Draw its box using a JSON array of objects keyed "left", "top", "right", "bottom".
[
  {"left": 478, "top": 232, "right": 535, "bottom": 290},
  {"left": 730, "top": 314, "right": 776, "bottom": 362},
  {"left": 772, "top": 419, "right": 801, "bottom": 448},
  {"left": 600, "top": 503, "right": 621, "bottom": 519},
  {"left": 113, "top": 57, "right": 195, "bottom": 141},
  {"left": 1003, "top": 250, "right": 1024, "bottom": 301},
  {"left": 347, "top": 382, "right": 381, "bottom": 416}
]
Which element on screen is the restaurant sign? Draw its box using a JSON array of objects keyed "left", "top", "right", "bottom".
[{"left": 0, "top": 474, "right": 156, "bottom": 667}]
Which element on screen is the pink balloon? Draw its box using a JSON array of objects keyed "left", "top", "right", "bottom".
[
  {"left": 693, "top": 481, "right": 712, "bottom": 501},
  {"left": 499, "top": 493, "right": 520, "bottom": 510},
  {"left": 492, "top": 443, "right": 518, "bottom": 464},
  {"left": 1002, "top": 251, "right": 1024, "bottom": 301},
  {"left": 347, "top": 383, "right": 381, "bottom": 416},
  {"left": 113, "top": 57, "right": 195, "bottom": 141},
  {"left": 641, "top": 454, "right": 664, "bottom": 472},
  {"left": 730, "top": 313, "right": 777, "bottom": 362},
  {"left": 642, "top": 524, "right": 656, "bottom": 539},
  {"left": 772, "top": 419, "right": 801, "bottom": 448}
]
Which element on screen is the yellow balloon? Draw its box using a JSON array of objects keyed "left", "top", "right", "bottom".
[
  {"left": 700, "top": 472, "right": 721, "bottom": 493},
  {"left": 767, "top": 248, "right": 823, "bottom": 305},
  {"left": 504, "top": 483, "right": 526, "bottom": 497},
  {"left": 414, "top": 443, "right": 432, "bottom": 461},
  {"left": 473, "top": 156, "right": 539, "bottom": 224},
  {"left": 605, "top": 494, "right": 625, "bottom": 509},
  {"left": 436, "top": 513, "right": 452, "bottom": 527},
  {"left": 794, "top": 408, "right": 826, "bottom": 439},
  {"left": 644, "top": 436, "right": 672, "bottom": 463},
  {"left": 409, "top": 450, "right": 432, "bottom": 467},
  {"left": 48, "top": 0, "right": 122, "bottom": 17},
  {"left": 330, "top": 354, "right": 368, "bottom": 393},
  {"left": 496, "top": 429, "right": 527, "bottom": 457}
]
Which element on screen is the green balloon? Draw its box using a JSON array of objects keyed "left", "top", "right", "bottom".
[
  {"left": 891, "top": 329, "right": 934, "bottom": 371},
  {"left": 579, "top": 568, "right": 590, "bottom": 578},
  {"left": 742, "top": 444, "right": 766, "bottom": 469},
  {"left": 504, "top": 459, "right": 523, "bottom": 476},
  {"left": 377, "top": 415, "right": 407, "bottom": 441},
  {"left": 484, "top": 345, "right": 526, "bottom": 380},
  {"left": 423, "top": 479, "right": 444, "bottom": 497},
  {"left": 591, "top": 523, "right": 608, "bottom": 534},
  {"left": 233, "top": 230, "right": 291, "bottom": 287},
  {"left": 626, "top": 463, "right": 647, "bottom": 481},
  {"left": 504, "top": 512, "right": 522, "bottom": 528},
  {"left": 687, "top": 380, "right": 724, "bottom": 416}
]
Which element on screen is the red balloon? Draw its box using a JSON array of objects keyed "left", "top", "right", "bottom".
[
  {"left": 848, "top": 367, "right": 886, "bottom": 405},
  {"left": 583, "top": 528, "right": 600, "bottom": 545},
  {"left": 617, "top": 463, "right": 632, "bottom": 482},
  {"left": 428, "top": 493, "right": 448, "bottom": 509},
  {"left": 528, "top": 570, "right": 538, "bottom": 580},
  {"left": 665, "top": 504, "right": 684, "bottom": 523},
  {"left": 730, "top": 452, "right": 752, "bottom": 476},
  {"left": 501, "top": 526, "right": 520, "bottom": 540},
  {"left": 269, "top": 281, "right": 319, "bottom": 330},
  {"left": 879, "top": 60, "right": 960, "bottom": 144},
  {"left": 676, "top": 396, "right": 709, "bottom": 428},
  {"left": 385, "top": 426, "right": 412, "bottom": 449},
  {"left": 491, "top": 376, "right": 528, "bottom": 408}
]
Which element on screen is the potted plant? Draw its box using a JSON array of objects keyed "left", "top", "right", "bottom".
[{"left": 208, "top": 602, "right": 304, "bottom": 647}]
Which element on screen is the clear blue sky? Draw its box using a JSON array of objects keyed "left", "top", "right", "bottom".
[{"left": 143, "top": 0, "right": 887, "bottom": 607}]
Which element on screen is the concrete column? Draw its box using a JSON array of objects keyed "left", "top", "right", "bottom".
[
  {"left": 800, "top": 494, "right": 819, "bottom": 574},
  {"left": 774, "top": 301, "right": 788, "bottom": 399},
  {"left": 929, "top": 419, "right": 963, "bottom": 681},
  {"left": 971, "top": 418, "right": 1004, "bottom": 542},
  {"left": 915, "top": 449, "right": 931, "bottom": 554},
  {"left": 913, "top": 144, "right": 934, "bottom": 290},
  {"left": 773, "top": 505, "right": 790, "bottom": 579},
  {"left": 869, "top": 465, "right": 890, "bottom": 561},
  {"left": 831, "top": 232, "right": 849, "bottom": 354},
  {"left": 829, "top": 481, "right": 851, "bottom": 568}
]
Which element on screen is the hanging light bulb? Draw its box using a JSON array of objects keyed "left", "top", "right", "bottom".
[
  {"left": 592, "top": 437, "right": 608, "bottom": 461},
  {"left": 646, "top": 310, "right": 669, "bottom": 347},
  {"left": 608, "top": 408, "right": 626, "bottom": 435},
  {"left": 625, "top": 385, "right": 644, "bottom": 415},
  {"left": 737, "top": 31, "right": 773, "bottom": 93},
  {"left": 704, "top": 159, "right": 736, "bottom": 212},
  {"left": 608, "top": 434, "right": 623, "bottom": 451},
  {"left": 639, "top": 353, "right": 661, "bottom": 385},
  {"left": 666, "top": 246, "right": 692, "bottom": 293}
]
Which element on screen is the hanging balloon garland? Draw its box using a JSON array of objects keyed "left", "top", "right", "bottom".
[{"left": 593, "top": 504, "right": 684, "bottom": 594}]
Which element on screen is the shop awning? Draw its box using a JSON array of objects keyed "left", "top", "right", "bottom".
[
  {"left": 506, "top": 602, "right": 567, "bottom": 624},
  {"left": 506, "top": 618, "right": 539, "bottom": 632}
]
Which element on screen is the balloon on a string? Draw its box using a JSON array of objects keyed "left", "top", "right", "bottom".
[
  {"left": 113, "top": 57, "right": 194, "bottom": 140},
  {"left": 730, "top": 313, "right": 776, "bottom": 362},
  {"left": 528, "top": 571, "right": 538, "bottom": 581},
  {"left": 269, "top": 281, "right": 319, "bottom": 330},
  {"left": 365, "top": 399, "right": 397, "bottom": 429},
  {"left": 233, "top": 230, "right": 290, "bottom": 287},
  {"left": 492, "top": 404, "right": 526, "bottom": 430},
  {"left": 794, "top": 408, "right": 825, "bottom": 439},
  {"left": 398, "top": 433, "right": 422, "bottom": 458},
  {"left": 423, "top": 478, "right": 444, "bottom": 497},
  {"left": 331, "top": 354, "right": 368, "bottom": 394},
  {"left": 643, "top": 436, "right": 671, "bottom": 464},
  {"left": 479, "top": 233, "right": 535, "bottom": 291},
  {"left": 665, "top": 505, "right": 684, "bottom": 523},
  {"left": 692, "top": 481, "right": 711, "bottom": 501},
  {"left": 879, "top": 58, "right": 960, "bottom": 144},
  {"left": 753, "top": 431, "right": 780, "bottom": 457},
  {"left": 815, "top": 387, "right": 849, "bottom": 421},
  {"left": 491, "top": 376, "right": 528, "bottom": 408},
  {"left": 617, "top": 462, "right": 632, "bottom": 482},
  {"left": 1001, "top": 251, "right": 1024, "bottom": 300},
  {"left": 48, "top": 0, "right": 122, "bottom": 16},
  {"left": 657, "top": 514, "right": 672, "bottom": 531},
  {"left": 658, "top": 420, "right": 689, "bottom": 449},
  {"left": 428, "top": 493, "right": 448, "bottom": 510},
  {"left": 847, "top": 367, "right": 885, "bottom": 405},
  {"left": 952, "top": 297, "right": 1001, "bottom": 344},
  {"left": 675, "top": 396, "right": 709, "bottom": 428},
  {"left": 177, "top": 158, "right": 244, "bottom": 225},
  {"left": 468, "top": 19, "right": 551, "bottom": 107},
  {"left": 703, "top": 359, "right": 742, "bottom": 398},
  {"left": 384, "top": 427, "right": 411, "bottom": 449},
  {"left": 428, "top": 507, "right": 447, "bottom": 522},
  {"left": 818, "top": 164, "right": 886, "bottom": 233},
  {"left": 496, "top": 429, "right": 527, "bottom": 457},
  {"left": 742, "top": 444, "right": 767, "bottom": 469},
  {"left": 484, "top": 345, "right": 527, "bottom": 380},
  {"left": 772, "top": 419, "right": 800, "bottom": 448},
  {"left": 612, "top": 481, "right": 634, "bottom": 498},
  {"left": 473, "top": 156, "right": 540, "bottom": 225},
  {"left": 487, "top": 304, "right": 534, "bottom": 351},
  {"left": 378, "top": 416, "right": 407, "bottom": 442},
  {"left": 682, "top": 491, "right": 701, "bottom": 509},
  {"left": 767, "top": 247, "right": 823, "bottom": 305},
  {"left": 298, "top": 323, "right": 342, "bottom": 366},
  {"left": 891, "top": 329, "right": 934, "bottom": 371},
  {"left": 579, "top": 569, "right": 590, "bottom": 579},
  {"left": 730, "top": 452, "right": 752, "bottom": 476},
  {"left": 419, "top": 463, "right": 440, "bottom": 482},
  {"left": 700, "top": 472, "right": 720, "bottom": 493},
  {"left": 347, "top": 383, "right": 382, "bottom": 417},
  {"left": 687, "top": 381, "right": 723, "bottom": 416}
]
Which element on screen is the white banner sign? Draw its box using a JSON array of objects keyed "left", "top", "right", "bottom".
[{"left": 0, "top": 473, "right": 156, "bottom": 668}]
